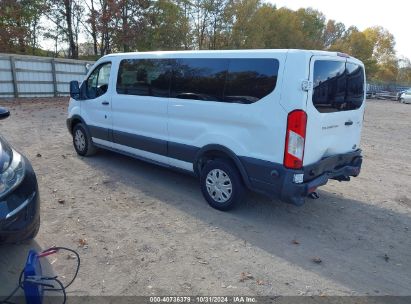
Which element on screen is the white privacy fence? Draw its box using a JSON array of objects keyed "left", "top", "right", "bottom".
[{"left": 0, "top": 54, "right": 95, "bottom": 98}]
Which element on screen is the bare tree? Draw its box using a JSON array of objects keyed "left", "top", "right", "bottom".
[{"left": 44, "top": 0, "right": 83, "bottom": 58}]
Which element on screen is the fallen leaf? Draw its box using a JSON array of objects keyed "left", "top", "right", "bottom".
[
  {"left": 384, "top": 254, "right": 389, "bottom": 262},
  {"left": 66, "top": 254, "right": 76, "bottom": 260},
  {"left": 312, "top": 257, "right": 322, "bottom": 264},
  {"left": 239, "top": 272, "right": 254, "bottom": 282},
  {"left": 256, "top": 279, "right": 265, "bottom": 285},
  {"left": 292, "top": 240, "right": 300, "bottom": 245},
  {"left": 78, "top": 238, "right": 88, "bottom": 247}
]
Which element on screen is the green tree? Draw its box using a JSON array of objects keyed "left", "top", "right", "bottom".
[
  {"left": 271, "top": 7, "right": 305, "bottom": 48},
  {"left": 295, "top": 7, "right": 326, "bottom": 49},
  {"left": 238, "top": 3, "right": 277, "bottom": 48},
  {"left": 219, "top": 4, "right": 327, "bottom": 50},
  {"left": 323, "top": 19, "right": 345, "bottom": 49},
  {"left": 226, "top": 0, "right": 261, "bottom": 49},
  {"left": 143, "top": 0, "right": 189, "bottom": 50},
  {"left": 112, "top": 0, "right": 150, "bottom": 52},
  {"left": 0, "top": 0, "right": 44, "bottom": 54},
  {"left": 363, "top": 26, "right": 396, "bottom": 63},
  {"left": 363, "top": 26, "right": 397, "bottom": 81}
]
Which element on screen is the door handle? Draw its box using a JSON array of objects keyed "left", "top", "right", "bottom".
[
  {"left": 345, "top": 120, "right": 353, "bottom": 126},
  {"left": 102, "top": 101, "right": 109, "bottom": 105}
]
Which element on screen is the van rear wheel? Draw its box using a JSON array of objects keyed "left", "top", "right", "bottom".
[
  {"left": 200, "top": 159, "right": 245, "bottom": 211},
  {"left": 72, "top": 123, "right": 97, "bottom": 156}
]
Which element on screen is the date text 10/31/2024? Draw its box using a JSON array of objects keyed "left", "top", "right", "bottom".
[{"left": 149, "top": 297, "right": 257, "bottom": 303}]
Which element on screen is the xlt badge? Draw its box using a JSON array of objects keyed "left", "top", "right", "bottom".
[{"left": 322, "top": 125, "right": 338, "bottom": 130}]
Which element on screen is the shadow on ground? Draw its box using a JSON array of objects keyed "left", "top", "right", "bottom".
[{"left": 79, "top": 149, "right": 410, "bottom": 295}]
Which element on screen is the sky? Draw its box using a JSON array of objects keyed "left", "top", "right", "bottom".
[{"left": 268, "top": 0, "right": 411, "bottom": 59}]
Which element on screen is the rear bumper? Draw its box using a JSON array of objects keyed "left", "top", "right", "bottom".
[
  {"left": 0, "top": 156, "right": 40, "bottom": 243},
  {"left": 241, "top": 150, "right": 362, "bottom": 206}
]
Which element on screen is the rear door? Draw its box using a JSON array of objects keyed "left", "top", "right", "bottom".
[{"left": 304, "top": 55, "right": 366, "bottom": 165}]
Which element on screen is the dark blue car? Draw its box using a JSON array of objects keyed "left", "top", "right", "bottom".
[{"left": 0, "top": 108, "right": 40, "bottom": 243}]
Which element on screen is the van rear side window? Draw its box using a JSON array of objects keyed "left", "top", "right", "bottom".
[
  {"left": 225, "top": 59, "right": 279, "bottom": 103},
  {"left": 171, "top": 58, "right": 228, "bottom": 101},
  {"left": 312, "top": 60, "right": 364, "bottom": 112}
]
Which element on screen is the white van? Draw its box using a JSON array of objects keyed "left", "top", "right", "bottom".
[{"left": 67, "top": 49, "right": 365, "bottom": 210}]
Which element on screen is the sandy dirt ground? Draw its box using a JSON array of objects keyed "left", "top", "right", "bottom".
[{"left": 0, "top": 98, "right": 410, "bottom": 298}]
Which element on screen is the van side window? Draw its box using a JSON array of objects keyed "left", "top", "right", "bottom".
[
  {"left": 117, "top": 59, "right": 171, "bottom": 97},
  {"left": 115, "top": 58, "right": 280, "bottom": 104},
  {"left": 313, "top": 60, "right": 364, "bottom": 112},
  {"left": 171, "top": 59, "right": 228, "bottom": 101},
  {"left": 86, "top": 62, "right": 111, "bottom": 99},
  {"left": 225, "top": 59, "right": 279, "bottom": 104}
]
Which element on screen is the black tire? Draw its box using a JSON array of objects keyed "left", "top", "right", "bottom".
[
  {"left": 72, "top": 123, "right": 97, "bottom": 156},
  {"left": 0, "top": 216, "right": 40, "bottom": 244},
  {"left": 27, "top": 216, "right": 40, "bottom": 240},
  {"left": 200, "top": 159, "right": 245, "bottom": 211}
]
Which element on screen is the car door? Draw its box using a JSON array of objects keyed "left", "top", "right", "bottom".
[{"left": 81, "top": 61, "right": 113, "bottom": 147}]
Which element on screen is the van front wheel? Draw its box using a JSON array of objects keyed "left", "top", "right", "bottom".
[
  {"left": 200, "top": 159, "right": 245, "bottom": 211},
  {"left": 72, "top": 123, "right": 97, "bottom": 156}
]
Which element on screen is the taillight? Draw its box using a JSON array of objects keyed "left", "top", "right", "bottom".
[{"left": 284, "top": 110, "right": 307, "bottom": 169}]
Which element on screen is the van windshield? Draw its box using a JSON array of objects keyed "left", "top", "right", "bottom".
[{"left": 312, "top": 60, "right": 364, "bottom": 113}]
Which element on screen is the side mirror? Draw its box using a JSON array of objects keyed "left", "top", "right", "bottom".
[
  {"left": 0, "top": 107, "right": 10, "bottom": 120},
  {"left": 69, "top": 80, "right": 80, "bottom": 99}
]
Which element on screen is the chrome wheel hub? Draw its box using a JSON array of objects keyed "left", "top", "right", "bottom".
[
  {"left": 74, "top": 129, "right": 86, "bottom": 152},
  {"left": 206, "top": 169, "right": 233, "bottom": 203}
]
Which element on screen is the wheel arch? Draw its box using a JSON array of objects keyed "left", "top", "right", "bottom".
[
  {"left": 68, "top": 115, "right": 86, "bottom": 135},
  {"left": 194, "top": 144, "right": 251, "bottom": 189}
]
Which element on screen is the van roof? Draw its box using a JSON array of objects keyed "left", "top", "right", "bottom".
[
  {"left": 100, "top": 49, "right": 363, "bottom": 67},
  {"left": 103, "top": 49, "right": 353, "bottom": 58}
]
